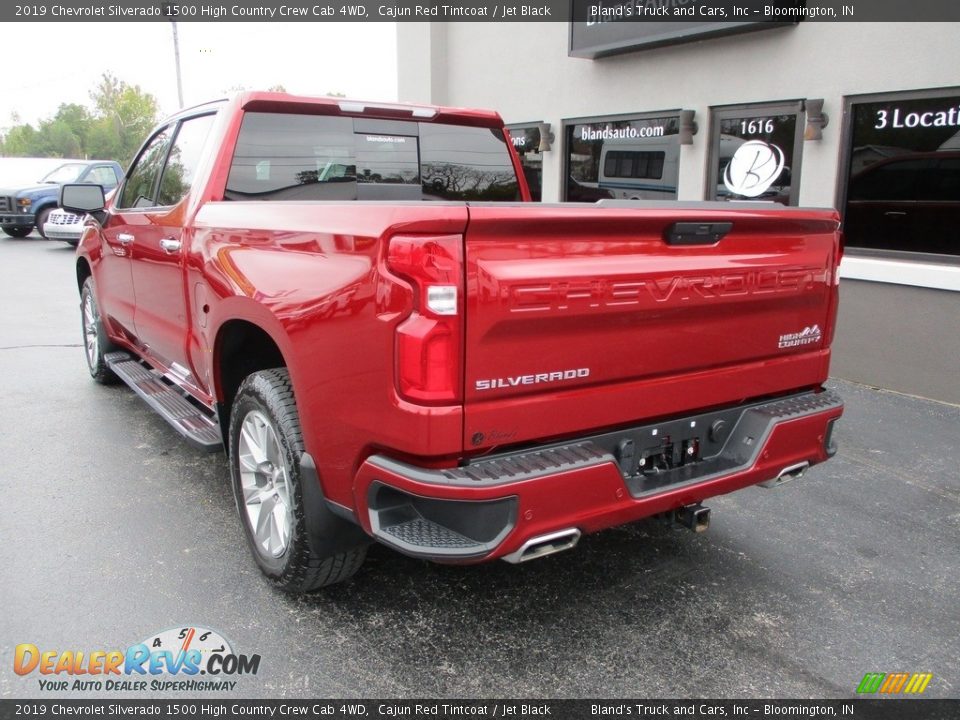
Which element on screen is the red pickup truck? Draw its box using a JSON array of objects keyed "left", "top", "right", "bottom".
[{"left": 63, "top": 92, "right": 843, "bottom": 593}]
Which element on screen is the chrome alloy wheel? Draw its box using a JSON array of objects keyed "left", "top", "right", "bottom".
[
  {"left": 237, "top": 410, "right": 293, "bottom": 558},
  {"left": 82, "top": 290, "right": 99, "bottom": 369}
]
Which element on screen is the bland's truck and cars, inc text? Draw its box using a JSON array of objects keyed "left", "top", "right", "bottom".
[{"left": 62, "top": 92, "right": 844, "bottom": 592}]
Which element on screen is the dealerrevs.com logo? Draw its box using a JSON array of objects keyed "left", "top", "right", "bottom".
[{"left": 14, "top": 626, "right": 261, "bottom": 693}]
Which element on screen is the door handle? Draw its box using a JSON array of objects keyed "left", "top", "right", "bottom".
[
  {"left": 159, "top": 237, "right": 182, "bottom": 254},
  {"left": 884, "top": 211, "right": 908, "bottom": 217},
  {"left": 118, "top": 233, "right": 134, "bottom": 245}
]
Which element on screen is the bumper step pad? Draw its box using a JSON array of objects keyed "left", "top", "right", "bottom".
[
  {"left": 380, "top": 517, "right": 482, "bottom": 551},
  {"left": 105, "top": 352, "right": 221, "bottom": 451},
  {"left": 367, "top": 483, "right": 517, "bottom": 560}
]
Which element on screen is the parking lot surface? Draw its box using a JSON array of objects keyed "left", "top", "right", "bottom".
[{"left": 1, "top": 234, "right": 957, "bottom": 699}]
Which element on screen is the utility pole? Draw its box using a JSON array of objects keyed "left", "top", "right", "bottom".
[{"left": 171, "top": 21, "right": 184, "bottom": 108}]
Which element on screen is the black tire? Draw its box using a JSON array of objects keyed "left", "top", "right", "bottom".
[
  {"left": 80, "top": 277, "right": 119, "bottom": 384},
  {"left": 2, "top": 225, "right": 31, "bottom": 238},
  {"left": 35, "top": 207, "right": 53, "bottom": 239},
  {"left": 229, "top": 369, "right": 366, "bottom": 592}
]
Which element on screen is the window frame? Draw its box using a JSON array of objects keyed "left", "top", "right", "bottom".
[
  {"left": 560, "top": 109, "right": 682, "bottom": 202},
  {"left": 116, "top": 110, "right": 219, "bottom": 213},
  {"left": 705, "top": 100, "right": 805, "bottom": 206},
  {"left": 837, "top": 86, "right": 960, "bottom": 266},
  {"left": 155, "top": 112, "right": 218, "bottom": 208},
  {"left": 505, "top": 121, "right": 544, "bottom": 202}
]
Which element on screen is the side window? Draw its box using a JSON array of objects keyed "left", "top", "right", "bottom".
[
  {"left": 86, "top": 166, "right": 119, "bottom": 187},
  {"left": 157, "top": 114, "right": 216, "bottom": 207},
  {"left": 118, "top": 128, "right": 172, "bottom": 209},
  {"left": 604, "top": 151, "right": 665, "bottom": 180}
]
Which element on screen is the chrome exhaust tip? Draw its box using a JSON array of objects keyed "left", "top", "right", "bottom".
[
  {"left": 760, "top": 461, "right": 810, "bottom": 489},
  {"left": 502, "top": 528, "right": 581, "bottom": 564}
]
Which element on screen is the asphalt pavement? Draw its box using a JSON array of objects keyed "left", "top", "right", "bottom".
[{"left": 1, "top": 233, "right": 957, "bottom": 700}]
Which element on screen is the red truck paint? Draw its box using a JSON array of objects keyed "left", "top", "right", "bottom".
[{"left": 71, "top": 92, "right": 843, "bottom": 590}]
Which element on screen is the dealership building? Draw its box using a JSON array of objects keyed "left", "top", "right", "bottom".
[{"left": 397, "top": 19, "right": 960, "bottom": 403}]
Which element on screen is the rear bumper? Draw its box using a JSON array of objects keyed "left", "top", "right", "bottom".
[{"left": 353, "top": 388, "right": 843, "bottom": 563}]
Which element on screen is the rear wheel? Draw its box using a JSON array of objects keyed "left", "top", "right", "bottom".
[
  {"left": 80, "top": 277, "right": 118, "bottom": 384},
  {"left": 2, "top": 225, "right": 31, "bottom": 238},
  {"left": 229, "top": 369, "right": 366, "bottom": 592}
]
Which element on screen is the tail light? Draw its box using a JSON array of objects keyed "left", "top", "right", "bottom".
[
  {"left": 386, "top": 234, "right": 464, "bottom": 404},
  {"left": 825, "top": 230, "right": 843, "bottom": 347}
]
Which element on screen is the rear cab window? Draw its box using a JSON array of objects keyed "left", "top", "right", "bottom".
[{"left": 224, "top": 112, "right": 520, "bottom": 202}]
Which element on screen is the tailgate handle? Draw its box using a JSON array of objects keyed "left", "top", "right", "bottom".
[{"left": 665, "top": 222, "right": 732, "bottom": 246}]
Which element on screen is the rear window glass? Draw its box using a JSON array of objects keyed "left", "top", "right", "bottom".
[{"left": 225, "top": 112, "right": 520, "bottom": 202}]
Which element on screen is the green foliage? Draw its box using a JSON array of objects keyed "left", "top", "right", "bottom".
[
  {"left": 0, "top": 73, "right": 159, "bottom": 166},
  {"left": 1, "top": 124, "right": 39, "bottom": 156}
]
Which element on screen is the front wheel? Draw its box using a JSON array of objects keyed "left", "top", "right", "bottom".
[
  {"left": 229, "top": 369, "right": 366, "bottom": 592},
  {"left": 2, "top": 225, "right": 31, "bottom": 238},
  {"left": 35, "top": 208, "right": 53, "bottom": 239},
  {"left": 80, "top": 277, "right": 118, "bottom": 384}
]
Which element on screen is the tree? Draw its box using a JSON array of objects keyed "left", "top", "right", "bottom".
[
  {"left": 36, "top": 119, "right": 83, "bottom": 158},
  {"left": 88, "top": 73, "right": 159, "bottom": 165},
  {"left": 0, "top": 72, "right": 158, "bottom": 165},
  {"left": 1, "top": 123, "right": 38, "bottom": 156}
]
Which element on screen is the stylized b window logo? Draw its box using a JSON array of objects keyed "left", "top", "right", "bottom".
[{"left": 723, "top": 140, "right": 786, "bottom": 198}]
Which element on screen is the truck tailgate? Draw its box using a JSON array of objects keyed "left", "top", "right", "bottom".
[{"left": 462, "top": 202, "right": 841, "bottom": 450}]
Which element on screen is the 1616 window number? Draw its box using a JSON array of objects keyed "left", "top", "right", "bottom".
[{"left": 740, "top": 118, "right": 776, "bottom": 135}]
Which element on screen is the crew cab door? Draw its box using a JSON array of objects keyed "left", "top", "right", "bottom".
[
  {"left": 98, "top": 126, "right": 174, "bottom": 340},
  {"left": 128, "top": 113, "right": 217, "bottom": 385}
]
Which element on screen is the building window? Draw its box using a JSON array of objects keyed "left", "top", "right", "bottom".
[
  {"left": 563, "top": 112, "right": 680, "bottom": 202},
  {"left": 707, "top": 101, "right": 804, "bottom": 206},
  {"left": 841, "top": 89, "right": 960, "bottom": 261},
  {"left": 507, "top": 124, "right": 544, "bottom": 201}
]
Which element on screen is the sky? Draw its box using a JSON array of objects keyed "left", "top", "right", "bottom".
[{"left": 5, "top": 22, "right": 398, "bottom": 128}]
